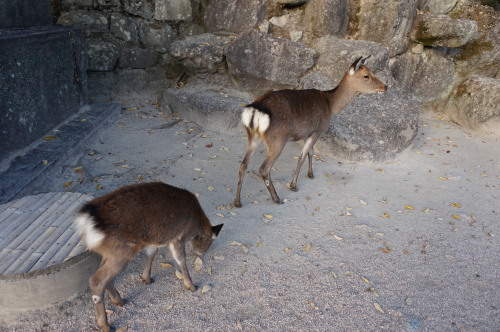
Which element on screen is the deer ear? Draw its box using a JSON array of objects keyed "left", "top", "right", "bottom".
[
  {"left": 361, "top": 55, "right": 372, "bottom": 66},
  {"left": 212, "top": 224, "right": 223, "bottom": 237},
  {"left": 349, "top": 57, "right": 363, "bottom": 75}
]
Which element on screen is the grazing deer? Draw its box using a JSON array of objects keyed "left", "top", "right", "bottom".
[
  {"left": 76, "top": 182, "right": 223, "bottom": 332},
  {"left": 234, "top": 56, "right": 387, "bottom": 207}
]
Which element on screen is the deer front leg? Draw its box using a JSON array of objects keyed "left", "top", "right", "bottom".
[
  {"left": 260, "top": 139, "right": 287, "bottom": 204},
  {"left": 290, "top": 136, "right": 318, "bottom": 191},
  {"left": 169, "top": 242, "right": 196, "bottom": 292}
]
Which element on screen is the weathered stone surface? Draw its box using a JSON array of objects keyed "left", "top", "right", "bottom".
[
  {"left": 411, "top": 14, "right": 479, "bottom": 48},
  {"left": 204, "top": 0, "right": 266, "bottom": 33},
  {"left": 317, "top": 84, "right": 420, "bottom": 163},
  {"left": 226, "top": 29, "right": 316, "bottom": 91},
  {"left": 419, "top": 0, "right": 458, "bottom": 14},
  {"left": 299, "top": 71, "right": 335, "bottom": 90},
  {"left": 155, "top": 0, "right": 192, "bottom": 21},
  {"left": 110, "top": 13, "right": 138, "bottom": 42},
  {"left": 140, "top": 24, "right": 175, "bottom": 53},
  {"left": 390, "top": 48, "right": 455, "bottom": 104},
  {"left": 118, "top": 47, "right": 159, "bottom": 68},
  {"left": 85, "top": 39, "right": 119, "bottom": 71},
  {"left": 169, "top": 33, "right": 234, "bottom": 74},
  {"left": 123, "top": 0, "right": 154, "bottom": 20},
  {"left": 348, "top": 0, "right": 419, "bottom": 56},
  {"left": 160, "top": 53, "right": 184, "bottom": 78},
  {"left": 94, "top": 0, "right": 121, "bottom": 10},
  {"left": 57, "top": 10, "right": 109, "bottom": 33},
  {"left": 268, "top": 0, "right": 347, "bottom": 45},
  {"left": 114, "top": 68, "right": 149, "bottom": 93},
  {"left": 0, "top": 0, "right": 51, "bottom": 29},
  {"left": 444, "top": 76, "right": 500, "bottom": 137},
  {"left": 315, "top": 36, "right": 389, "bottom": 85},
  {"left": 451, "top": 3, "right": 500, "bottom": 79},
  {"left": 0, "top": 26, "right": 88, "bottom": 159}
]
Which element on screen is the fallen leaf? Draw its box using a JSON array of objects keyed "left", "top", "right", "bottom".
[
  {"left": 237, "top": 320, "right": 243, "bottom": 330},
  {"left": 214, "top": 256, "right": 225, "bottom": 260},
  {"left": 359, "top": 199, "right": 368, "bottom": 205},
  {"left": 63, "top": 181, "right": 73, "bottom": 187},
  {"left": 215, "top": 213, "right": 224, "bottom": 218},
  {"left": 175, "top": 270, "right": 183, "bottom": 279},
  {"left": 470, "top": 213, "right": 476, "bottom": 220},
  {"left": 330, "top": 271, "right": 337, "bottom": 279},
  {"left": 201, "top": 285, "right": 212, "bottom": 294},
  {"left": 194, "top": 257, "right": 203, "bottom": 271},
  {"left": 423, "top": 208, "right": 429, "bottom": 213},
  {"left": 405, "top": 206, "right": 415, "bottom": 210},
  {"left": 263, "top": 214, "right": 273, "bottom": 219},
  {"left": 381, "top": 212, "right": 390, "bottom": 218},
  {"left": 405, "top": 298, "right": 413, "bottom": 306},
  {"left": 194, "top": 168, "right": 202, "bottom": 171},
  {"left": 334, "top": 235, "right": 343, "bottom": 240},
  {"left": 453, "top": 214, "right": 461, "bottom": 220},
  {"left": 194, "top": 193, "right": 200, "bottom": 197},
  {"left": 375, "top": 168, "right": 386, "bottom": 174},
  {"left": 344, "top": 271, "right": 354, "bottom": 276},
  {"left": 451, "top": 203, "right": 461, "bottom": 208},
  {"left": 305, "top": 243, "right": 311, "bottom": 252},
  {"left": 327, "top": 180, "right": 334, "bottom": 185},
  {"left": 159, "top": 263, "right": 173, "bottom": 268},
  {"left": 96, "top": 184, "right": 103, "bottom": 190},
  {"left": 361, "top": 277, "right": 370, "bottom": 284},
  {"left": 206, "top": 143, "right": 213, "bottom": 148},
  {"left": 163, "top": 304, "right": 174, "bottom": 311},
  {"left": 438, "top": 177, "right": 448, "bottom": 180},
  {"left": 369, "top": 288, "right": 380, "bottom": 297},
  {"left": 207, "top": 186, "right": 215, "bottom": 191},
  {"left": 241, "top": 245, "right": 249, "bottom": 253},
  {"left": 257, "top": 241, "right": 263, "bottom": 248},
  {"left": 346, "top": 212, "right": 353, "bottom": 216},
  {"left": 42, "top": 160, "right": 48, "bottom": 165},
  {"left": 284, "top": 247, "right": 292, "bottom": 251},
  {"left": 43, "top": 136, "right": 57, "bottom": 140},
  {"left": 210, "top": 155, "right": 217, "bottom": 159},
  {"left": 231, "top": 241, "right": 242, "bottom": 246},
  {"left": 226, "top": 186, "right": 232, "bottom": 192},
  {"left": 207, "top": 267, "right": 212, "bottom": 276},
  {"left": 373, "top": 303, "right": 385, "bottom": 314}
]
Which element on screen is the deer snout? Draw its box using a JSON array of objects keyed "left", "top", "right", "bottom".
[{"left": 377, "top": 85, "right": 388, "bottom": 93}]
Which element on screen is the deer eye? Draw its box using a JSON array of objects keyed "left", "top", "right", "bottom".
[{"left": 363, "top": 75, "right": 369, "bottom": 79}]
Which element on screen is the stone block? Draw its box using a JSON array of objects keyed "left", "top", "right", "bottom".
[
  {"left": 155, "top": 0, "right": 192, "bottom": 21},
  {"left": 315, "top": 36, "right": 389, "bottom": 85},
  {"left": 85, "top": 39, "right": 120, "bottom": 71},
  {"left": 419, "top": 0, "right": 458, "bottom": 14},
  {"left": 299, "top": 71, "right": 335, "bottom": 90},
  {"left": 226, "top": 29, "right": 316, "bottom": 92},
  {"left": 110, "top": 13, "right": 138, "bottom": 42},
  {"left": 0, "top": 26, "right": 87, "bottom": 159},
  {"left": 114, "top": 69, "right": 149, "bottom": 94},
  {"left": 0, "top": 0, "right": 51, "bottom": 29},
  {"left": 123, "top": 0, "right": 154, "bottom": 20},
  {"left": 204, "top": 0, "right": 266, "bottom": 33},
  {"left": 169, "top": 33, "right": 234, "bottom": 74},
  {"left": 411, "top": 14, "right": 479, "bottom": 48},
  {"left": 140, "top": 23, "right": 175, "bottom": 53},
  {"left": 445, "top": 76, "right": 500, "bottom": 137},
  {"left": 57, "top": 10, "right": 109, "bottom": 33},
  {"left": 118, "top": 47, "right": 159, "bottom": 69}
]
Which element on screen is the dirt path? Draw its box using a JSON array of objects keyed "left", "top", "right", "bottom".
[{"left": 3, "top": 93, "right": 499, "bottom": 332}]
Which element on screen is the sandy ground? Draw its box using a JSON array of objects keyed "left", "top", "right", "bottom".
[{"left": 2, "top": 92, "right": 499, "bottom": 332}]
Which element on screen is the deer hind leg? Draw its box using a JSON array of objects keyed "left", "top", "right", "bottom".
[
  {"left": 141, "top": 247, "right": 158, "bottom": 285},
  {"left": 259, "top": 137, "right": 287, "bottom": 204},
  {"left": 89, "top": 248, "right": 138, "bottom": 332},
  {"left": 290, "top": 135, "right": 319, "bottom": 191},
  {"left": 234, "top": 131, "right": 260, "bottom": 208},
  {"left": 169, "top": 242, "right": 196, "bottom": 292},
  {"left": 307, "top": 146, "right": 314, "bottom": 179}
]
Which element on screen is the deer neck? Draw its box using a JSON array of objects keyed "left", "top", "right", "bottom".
[{"left": 326, "top": 78, "right": 358, "bottom": 116}]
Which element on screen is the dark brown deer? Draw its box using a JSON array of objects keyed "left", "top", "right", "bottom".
[
  {"left": 234, "top": 56, "right": 387, "bottom": 207},
  {"left": 76, "top": 182, "right": 223, "bottom": 332}
]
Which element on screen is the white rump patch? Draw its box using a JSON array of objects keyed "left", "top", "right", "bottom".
[
  {"left": 241, "top": 107, "right": 270, "bottom": 134},
  {"left": 75, "top": 214, "right": 105, "bottom": 251}
]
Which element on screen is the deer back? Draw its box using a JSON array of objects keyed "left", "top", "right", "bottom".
[{"left": 79, "top": 182, "right": 211, "bottom": 248}]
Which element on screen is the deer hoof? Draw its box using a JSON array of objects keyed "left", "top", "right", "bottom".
[
  {"left": 99, "top": 323, "right": 111, "bottom": 332},
  {"left": 234, "top": 200, "right": 242, "bottom": 208},
  {"left": 308, "top": 173, "right": 314, "bottom": 179},
  {"left": 111, "top": 298, "right": 125, "bottom": 307},
  {"left": 188, "top": 285, "right": 196, "bottom": 292},
  {"left": 289, "top": 185, "right": 298, "bottom": 192},
  {"left": 141, "top": 277, "right": 152, "bottom": 285}
]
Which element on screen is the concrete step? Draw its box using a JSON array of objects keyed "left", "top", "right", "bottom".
[{"left": 0, "top": 102, "right": 120, "bottom": 205}]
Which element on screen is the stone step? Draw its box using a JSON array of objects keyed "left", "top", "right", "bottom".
[{"left": 0, "top": 102, "right": 120, "bottom": 205}]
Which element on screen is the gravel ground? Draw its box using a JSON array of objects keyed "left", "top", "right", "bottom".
[{"left": 2, "top": 93, "right": 499, "bottom": 332}]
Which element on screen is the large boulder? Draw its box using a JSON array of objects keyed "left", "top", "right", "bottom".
[
  {"left": 57, "top": 10, "right": 109, "bottom": 33},
  {"left": 410, "top": 14, "right": 479, "bottom": 48},
  {"left": 299, "top": 71, "right": 419, "bottom": 163},
  {"left": 419, "top": 0, "right": 459, "bottom": 14},
  {"left": 347, "top": 0, "right": 419, "bottom": 56},
  {"left": 390, "top": 48, "right": 455, "bottom": 105},
  {"left": 226, "top": 29, "right": 316, "bottom": 92},
  {"left": 85, "top": 39, "right": 119, "bottom": 71},
  {"left": 444, "top": 76, "right": 500, "bottom": 137},
  {"left": 204, "top": 0, "right": 266, "bottom": 33},
  {"left": 118, "top": 47, "right": 159, "bottom": 69},
  {"left": 155, "top": 0, "right": 192, "bottom": 21},
  {"left": 451, "top": 3, "right": 500, "bottom": 79},
  {"left": 122, "top": 0, "right": 154, "bottom": 21},
  {"left": 315, "top": 36, "right": 389, "bottom": 85},
  {"left": 169, "top": 33, "right": 234, "bottom": 74}
]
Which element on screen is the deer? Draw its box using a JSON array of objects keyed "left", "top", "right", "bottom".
[
  {"left": 234, "top": 56, "right": 387, "bottom": 207},
  {"left": 75, "top": 182, "right": 223, "bottom": 332}
]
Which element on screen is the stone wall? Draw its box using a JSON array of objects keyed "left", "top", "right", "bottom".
[{"left": 52, "top": 0, "right": 500, "bottom": 137}]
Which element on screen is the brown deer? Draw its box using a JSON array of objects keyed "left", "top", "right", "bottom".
[
  {"left": 76, "top": 182, "right": 223, "bottom": 332},
  {"left": 234, "top": 56, "right": 387, "bottom": 207}
]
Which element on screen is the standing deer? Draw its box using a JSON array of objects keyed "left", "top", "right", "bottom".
[
  {"left": 76, "top": 182, "right": 223, "bottom": 332},
  {"left": 234, "top": 56, "right": 387, "bottom": 207}
]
